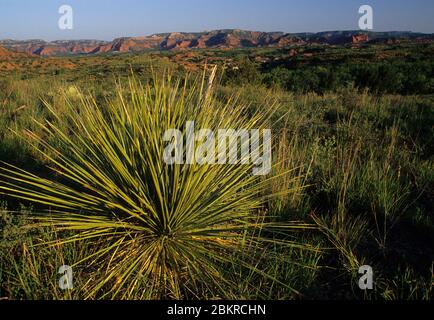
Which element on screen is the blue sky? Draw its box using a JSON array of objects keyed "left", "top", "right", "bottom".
[{"left": 0, "top": 0, "right": 433, "bottom": 40}]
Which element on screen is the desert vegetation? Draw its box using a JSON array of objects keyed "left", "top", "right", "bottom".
[{"left": 0, "top": 43, "right": 433, "bottom": 300}]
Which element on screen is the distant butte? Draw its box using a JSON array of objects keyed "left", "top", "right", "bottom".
[{"left": 0, "top": 29, "right": 432, "bottom": 57}]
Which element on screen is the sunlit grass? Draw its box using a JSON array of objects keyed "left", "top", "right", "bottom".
[{"left": 0, "top": 71, "right": 313, "bottom": 299}]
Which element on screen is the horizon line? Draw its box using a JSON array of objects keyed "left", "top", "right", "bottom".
[{"left": 0, "top": 28, "right": 432, "bottom": 43}]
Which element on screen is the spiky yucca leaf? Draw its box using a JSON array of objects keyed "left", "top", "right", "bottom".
[{"left": 0, "top": 73, "right": 307, "bottom": 299}]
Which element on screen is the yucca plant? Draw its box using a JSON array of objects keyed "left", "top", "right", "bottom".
[{"left": 0, "top": 71, "right": 310, "bottom": 299}]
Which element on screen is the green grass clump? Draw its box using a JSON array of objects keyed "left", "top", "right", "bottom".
[{"left": 0, "top": 72, "right": 311, "bottom": 299}]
